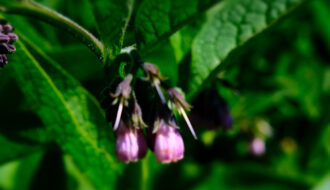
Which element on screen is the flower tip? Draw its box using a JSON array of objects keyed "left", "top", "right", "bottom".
[
  {"left": 154, "top": 81, "right": 166, "bottom": 104},
  {"left": 113, "top": 100, "right": 124, "bottom": 131},
  {"left": 179, "top": 106, "right": 198, "bottom": 140}
]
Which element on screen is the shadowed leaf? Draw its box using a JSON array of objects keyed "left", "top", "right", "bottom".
[
  {"left": 89, "top": 0, "right": 134, "bottom": 59},
  {"left": 135, "top": 0, "right": 222, "bottom": 53}
]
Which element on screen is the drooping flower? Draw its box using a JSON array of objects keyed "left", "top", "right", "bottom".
[
  {"left": 218, "top": 105, "right": 233, "bottom": 130},
  {"left": 153, "top": 118, "right": 184, "bottom": 163},
  {"left": 110, "top": 74, "right": 133, "bottom": 130},
  {"left": 191, "top": 89, "right": 233, "bottom": 130},
  {"left": 168, "top": 88, "right": 197, "bottom": 139},
  {"left": 102, "top": 75, "right": 149, "bottom": 163},
  {"left": 142, "top": 62, "right": 167, "bottom": 104},
  {"left": 115, "top": 121, "right": 147, "bottom": 163}
]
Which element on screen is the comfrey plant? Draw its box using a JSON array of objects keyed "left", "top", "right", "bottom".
[
  {"left": 0, "top": 19, "right": 17, "bottom": 68},
  {"left": 0, "top": 0, "right": 311, "bottom": 188},
  {"left": 0, "top": 17, "right": 232, "bottom": 164},
  {"left": 101, "top": 56, "right": 197, "bottom": 163}
]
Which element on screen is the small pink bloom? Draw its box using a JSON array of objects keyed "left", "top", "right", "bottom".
[
  {"left": 154, "top": 120, "right": 184, "bottom": 163},
  {"left": 116, "top": 121, "right": 147, "bottom": 163},
  {"left": 250, "top": 137, "right": 265, "bottom": 156}
]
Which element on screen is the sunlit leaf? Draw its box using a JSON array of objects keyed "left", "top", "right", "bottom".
[{"left": 188, "top": 0, "right": 307, "bottom": 99}]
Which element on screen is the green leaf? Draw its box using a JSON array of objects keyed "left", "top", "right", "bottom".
[
  {"left": 47, "top": 44, "right": 103, "bottom": 81},
  {"left": 135, "top": 0, "right": 221, "bottom": 53},
  {"left": 89, "top": 0, "right": 134, "bottom": 59},
  {"left": 64, "top": 155, "right": 96, "bottom": 190},
  {"left": 11, "top": 151, "right": 44, "bottom": 190},
  {"left": 0, "top": 151, "right": 43, "bottom": 190},
  {"left": 9, "top": 37, "right": 121, "bottom": 189},
  {"left": 313, "top": 174, "right": 330, "bottom": 190},
  {"left": 0, "top": 133, "right": 43, "bottom": 165},
  {"left": 188, "top": 0, "right": 306, "bottom": 99},
  {"left": 144, "top": 40, "right": 178, "bottom": 85},
  {"left": 170, "top": 19, "right": 204, "bottom": 63}
]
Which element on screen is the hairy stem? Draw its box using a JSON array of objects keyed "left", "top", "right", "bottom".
[{"left": 1, "top": 1, "right": 104, "bottom": 60}]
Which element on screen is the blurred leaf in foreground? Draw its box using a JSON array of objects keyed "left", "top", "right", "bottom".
[{"left": 9, "top": 37, "right": 121, "bottom": 189}]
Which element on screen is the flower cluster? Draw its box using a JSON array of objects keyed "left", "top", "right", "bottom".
[
  {"left": 0, "top": 19, "right": 18, "bottom": 68},
  {"left": 102, "top": 63, "right": 196, "bottom": 164}
]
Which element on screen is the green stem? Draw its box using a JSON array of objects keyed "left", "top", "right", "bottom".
[
  {"left": 140, "top": 153, "right": 149, "bottom": 190},
  {"left": 1, "top": 1, "right": 104, "bottom": 61}
]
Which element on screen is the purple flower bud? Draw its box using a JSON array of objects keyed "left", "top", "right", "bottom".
[
  {"left": 0, "top": 33, "right": 9, "bottom": 43},
  {"left": 116, "top": 121, "right": 147, "bottom": 163},
  {"left": 111, "top": 74, "right": 133, "bottom": 99},
  {"left": 153, "top": 119, "right": 184, "bottom": 163},
  {"left": 142, "top": 63, "right": 167, "bottom": 103},
  {"left": 7, "top": 33, "right": 18, "bottom": 43},
  {"left": 111, "top": 74, "right": 133, "bottom": 130},
  {"left": 0, "top": 43, "right": 16, "bottom": 54},
  {"left": 7, "top": 44, "right": 16, "bottom": 52},
  {"left": 131, "top": 101, "right": 146, "bottom": 128},
  {"left": 2, "top": 24, "right": 13, "bottom": 34},
  {"left": 249, "top": 138, "right": 265, "bottom": 156},
  {"left": 168, "top": 88, "right": 191, "bottom": 110},
  {"left": 142, "top": 63, "right": 166, "bottom": 81}
]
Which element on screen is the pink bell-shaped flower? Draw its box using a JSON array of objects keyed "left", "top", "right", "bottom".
[
  {"left": 116, "top": 121, "right": 147, "bottom": 163},
  {"left": 153, "top": 119, "right": 184, "bottom": 163}
]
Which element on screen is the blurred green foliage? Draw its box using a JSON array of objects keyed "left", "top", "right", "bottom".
[{"left": 0, "top": 0, "right": 329, "bottom": 189}]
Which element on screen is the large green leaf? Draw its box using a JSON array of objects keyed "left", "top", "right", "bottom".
[
  {"left": 47, "top": 44, "right": 103, "bottom": 81},
  {"left": 9, "top": 37, "right": 121, "bottom": 189},
  {"left": 188, "top": 0, "right": 306, "bottom": 99},
  {"left": 89, "top": 0, "right": 134, "bottom": 59},
  {"left": 135, "top": 0, "right": 221, "bottom": 52}
]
